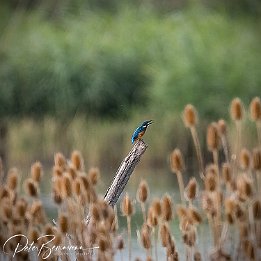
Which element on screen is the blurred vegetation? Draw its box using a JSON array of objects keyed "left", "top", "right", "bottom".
[{"left": 0, "top": 0, "right": 260, "bottom": 172}]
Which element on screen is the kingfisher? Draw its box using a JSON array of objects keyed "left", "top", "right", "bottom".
[{"left": 131, "top": 120, "right": 153, "bottom": 144}]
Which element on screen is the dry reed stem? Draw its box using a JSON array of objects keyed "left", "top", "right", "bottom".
[
  {"left": 191, "top": 126, "right": 204, "bottom": 179},
  {"left": 176, "top": 170, "right": 185, "bottom": 204}
]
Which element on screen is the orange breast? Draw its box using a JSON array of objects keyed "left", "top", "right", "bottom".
[{"left": 138, "top": 130, "right": 145, "bottom": 139}]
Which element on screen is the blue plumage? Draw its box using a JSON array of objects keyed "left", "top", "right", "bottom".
[{"left": 131, "top": 120, "right": 153, "bottom": 144}]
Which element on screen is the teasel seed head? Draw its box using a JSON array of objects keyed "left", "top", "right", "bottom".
[
  {"left": 80, "top": 175, "right": 91, "bottom": 193},
  {"left": 151, "top": 198, "right": 162, "bottom": 218},
  {"left": 225, "top": 197, "right": 235, "bottom": 215},
  {"left": 161, "top": 194, "right": 173, "bottom": 222},
  {"left": 28, "top": 227, "right": 39, "bottom": 243},
  {"left": 31, "top": 162, "right": 43, "bottom": 183},
  {"left": 147, "top": 207, "right": 158, "bottom": 227},
  {"left": 183, "top": 228, "right": 196, "bottom": 247},
  {"left": 239, "top": 148, "right": 251, "bottom": 171},
  {"left": 67, "top": 165, "right": 77, "bottom": 179},
  {"left": 194, "top": 251, "right": 202, "bottom": 261},
  {"left": 71, "top": 150, "right": 84, "bottom": 171},
  {"left": 137, "top": 179, "right": 149, "bottom": 203},
  {"left": 183, "top": 104, "right": 198, "bottom": 127},
  {"left": 176, "top": 205, "right": 188, "bottom": 220},
  {"left": 217, "top": 119, "right": 227, "bottom": 136},
  {"left": 188, "top": 207, "right": 202, "bottom": 225},
  {"left": 24, "top": 178, "right": 39, "bottom": 197},
  {"left": 170, "top": 149, "right": 185, "bottom": 173},
  {"left": 15, "top": 198, "right": 27, "bottom": 217},
  {"left": 116, "top": 235, "right": 124, "bottom": 250},
  {"left": 207, "top": 122, "right": 220, "bottom": 151},
  {"left": 250, "top": 97, "right": 261, "bottom": 121},
  {"left": 140, "top": 224, "right": 151, "bottom": 249},
  {"left": 204, "top": 170, "right": 217, "bottom": 192},
  {"left": 88, "top": 167, "right": 100, "bottom": 185},
  {"left": 222, "top": 163, "right": 232, "bottom": 183},
  {"left": 45, "top": 223, "right": 55, "bottom": 235},
  {"left": 72, "top": 178, "right": 81, "bottom": 197},
  {"left": 1, "top": 204, "right": 12, "bottom": 222},
  {"left": 54, "top": 152, "right": 67, "bottom": 170},
  {"left": 243, "top": 240, "right": 255, "bottom": 260},
  {"left": 230, "top": 97, "right": 244, "bottom": 121},
  {"left": 166, "top": 237, "right": 176, "bottom": 258},
  {"left": 61, "top": 174, "right": 72, "bottom": 198},
  {"left": 121, "top": 193, "right": 133, "bottom": 216},
  {"left": 7, "top": 168, "right": 19, "bottom": 191},
  {"left": 59, "top": 213, "right": 69, "bottom": 234},
  {"left": 160, "top": 223, "right": 171, "bottom": 247},
  {"left": 52, "top": 166, "right": 63, "bottom": 177},
  {"left": 252, "top": 148, "right": 261, "bottom": 171},
  {"left": 185, "top": 177, "right": 197, "bottom": 201},
  {"left": 253, "top": 199, "right": 261, "bottom": 220},
  {"left": 236, "top": 174, "right": 253, "bottom": 200}
]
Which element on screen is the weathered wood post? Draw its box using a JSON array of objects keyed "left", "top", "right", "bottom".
[{"left": 104, "top": 139, "right": 148, "bottom": 207}]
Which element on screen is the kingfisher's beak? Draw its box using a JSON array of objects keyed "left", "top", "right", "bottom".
[{"left": 147, "top": 120, "right": 153, "bottom": 126}]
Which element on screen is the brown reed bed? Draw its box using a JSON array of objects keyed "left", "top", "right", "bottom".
[{"left": 0, "top": 97, "right": 261, "bottom": 261}]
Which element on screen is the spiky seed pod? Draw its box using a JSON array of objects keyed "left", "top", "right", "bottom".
[
  {"left": 225, "top": 198, "right": 235, "bottom": 215},
  {"left": 183, "top": 104, "right": 198, "bottom": 127},
  {"left": 88, "top": 167, "right": 100, "bottom": 185},
  {"left": 0, "top": 186, "right": 11, "bottom": 200},
  {"left": 45, "top": 223, "right": 54, "bottom": 235},
  {"left": 170, "top": 149, "right": 185, "bottom": 173},
  {"left": 116, "top": 235, "right": 124, "bottom": 250},
  {"left": 30, "top": 200, "right": 43, "bottom": 216},
  {"left": 250, "top": 97, "right": 261, "bottom": 121},
  {"left": 53, "top": 231, "right": 62, "bottom": 245},
  {"left": 59, "top": 213, "right": 68, "bottom": 234},
  {"left": 140, "top": 225, "right": 151, "bottom": 249},
  {"left": 217, "top": 119, "right": 227, "bottom": 136},
  {"left": 28, "top": 227, "right": 39, "bottom": 242},
  {"left": 54, "top": 152, "right": 67, "bottom": 169},
  {"left": 1, "top": 204, "right": 12, "bottom": 222},
  {"left": 222, "top": 163, "right": 232, "bottom": 183},
  {"left": 204, "top": 171, "right": 217, "bottom": 192},
  {"left": 24, "top": 178, "right": 39, "bottom": 197},
  {"left": 185, "top": 177, "right": 197, "bottom": 201},
  {"left": 52, "top": 189, "right": 62, "bottom": 204},
  {"left": 72, "top": 178, "right": 81, "bottom": 196},
  {"left": 7, "top": 168, "right": 18, "bottom": 191},
  {"left": 160, "top": 223, "right": 171, "bottom": 247},
  {"left": 147, "top": 207, "right": 158, "bottom": 227},
  {"left": 253, "top": 200, "right": 261, "bottom": 220},
  {"left": 121, "top": 193, "right": 133, "bottom": 216},
  {"left": 80, "top": 175, "right": 91, "bottom": 193},
  {"left": 240, "top": 148, "right": 251, "bottom": 170},
  {"left": 31, "top": 162, "right": 42, "bottom": 183},
  {"left": 166, "top": 237, "right": 176, "bottom": 257},
  {"left": 226, "top": 213, "right": 234, "bottom": 224},
  {"left": 176, "top": 205, "right": 188, "bottom": 222},
  {"left": 230, "top": 97, "right": 244, "bottom": 121},
  {"left": 71, "top": 150, "right": 84, "bottom": 171},
  {"left": 151, "top": 198, "right": 161, "bottom": 218},
  {"left": 67, "top": 166, "right": 77, "bottom": 179},
  {"left": 188, "top": 207, "right": 202, "bottom": 225},
  {"left": 61, "top": 174, "right": 72, "bottom": 198},
  {"left": 161, "top": 194, "right": 173, "bottom": 222},
  {"left": 15, "top": 198, "right": 27, "bottom": 217},
  {"left": 252, "top": 148, "right": 261, "bottom": 171},
  {"left": 194, "top": 251, "right": 202, "bottom": 261},
  {"left": 137, "top": 179, "right": 149, "bottom": 203},
  {"left": 207, "top": 122, "right": 220, "bottom": 151},
  {"left": 237, "top": 175, "right": 253, "bottom": 200},
  {"left": 234, "top": 203, "right": 246, "bottom": 222},
  {"left": 183, "top": 229, "right": 196, "bottom": 247},
  {"left": 243, "top": 240, "right": 255, "bottom": 260},
  {"left": 52, "top": 166, "right": 63, "bottom": 177}
]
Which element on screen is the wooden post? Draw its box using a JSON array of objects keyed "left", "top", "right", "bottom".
[{"left": 104, "top": 139, "right": 148, "bottom": 207}]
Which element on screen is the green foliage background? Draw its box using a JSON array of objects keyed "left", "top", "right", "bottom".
[{"left": 0, "top": 1, "right": 260, "bottom": 172}]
